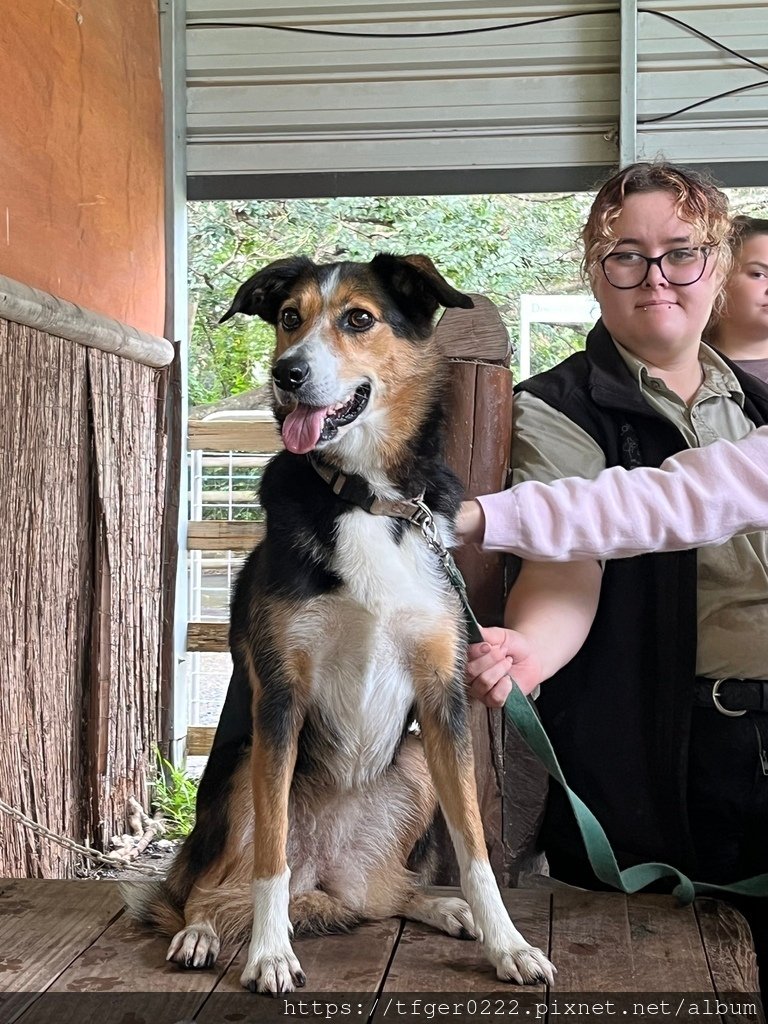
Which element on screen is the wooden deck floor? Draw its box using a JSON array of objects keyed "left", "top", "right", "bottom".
[{"left": 0, "top": 880, "right": 763, "bottom": 1024}]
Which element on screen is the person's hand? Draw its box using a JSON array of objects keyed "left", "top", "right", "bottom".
[
  {"left": 454, "top": 499, "right": 485, "bottom": 546},
  {"left": 465, "top": 625, "right": 544, "bottom": 707}
]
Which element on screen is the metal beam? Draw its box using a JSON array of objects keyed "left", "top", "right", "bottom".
[
  {"left": 187, "top": 166, "right": 614, "bottom": 202},
  {"left": 159, "top": 0, "right": 190, "bottom": 768},
  {"left": 619, "top": 0, "right": 638, "bottom": 167}
]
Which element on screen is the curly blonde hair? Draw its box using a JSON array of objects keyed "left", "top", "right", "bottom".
[{"left": 582, "top": 163, "right": 732, "bottom": 313}]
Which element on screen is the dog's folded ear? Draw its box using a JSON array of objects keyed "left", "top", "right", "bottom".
[
  {"left": 370, "top": 254, "right": 474, "bottom": 320},
  {"left": 219, "top": 256, "right": 314, "bottom": 324}
]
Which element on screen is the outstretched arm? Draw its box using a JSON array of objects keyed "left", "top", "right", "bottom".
[{"left": 456, "top": 428, "right": 768, "bottom": 561}]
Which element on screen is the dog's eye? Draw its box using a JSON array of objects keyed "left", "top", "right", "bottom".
[
  {"left": 280, "top": 308, "right": 301, "bottom": 330},
  {"left": 345, "top": 309, "right": 375, "bottom": 332}
]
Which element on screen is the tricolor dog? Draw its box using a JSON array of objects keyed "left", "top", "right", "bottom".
[{"left": 129, "top": 254, "right": 555, "bottom": 993}]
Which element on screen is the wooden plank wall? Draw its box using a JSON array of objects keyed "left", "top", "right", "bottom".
[{"left": 0, "top": 320, "right": 168, "bottom": 875}]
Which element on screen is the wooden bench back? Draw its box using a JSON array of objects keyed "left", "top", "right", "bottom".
[{"left": 436, "top": 295, "right": 548, "bottom": 885}]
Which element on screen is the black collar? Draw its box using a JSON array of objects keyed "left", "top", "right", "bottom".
[{"left": 308, "top": 456, "right": 426, "bottom": 522}]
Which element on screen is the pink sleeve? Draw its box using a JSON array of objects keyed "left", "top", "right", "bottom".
[{"left": 476, "top": 427, "right": 768, "bottom": 561}]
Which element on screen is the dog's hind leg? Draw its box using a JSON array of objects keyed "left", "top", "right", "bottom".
[
  {"left": 412, "top": 635, "right": 555, "bottom": 986},
  {"left": 400, "top": 890, "right": 478, "bottom": 940},
  {"left": 164, "top": 756, "right": 255, "bottom": 969},
  {"left": 400, "top": 802, "right": 477, "bottom": 940},
  {"left": 289, "top": 891, "right": 362, "bottom": 936},
  {"left": 166, "top": 887, "right": 222, "bottom": 969},
  {"left": 165, "top": 846, "right": 252, "bottom": 968}
]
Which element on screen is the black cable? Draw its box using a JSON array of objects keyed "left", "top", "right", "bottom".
[
  {"left": 187, "top": 8, "right": 768, "bottom": 127},
  {"left": 639, "top": 79, "right": 768, "bottom": 125},
  {"left": 187, "top": 9, "right": 619, "bottom": 40},
  {"left": 637, "top": 8, "right": 768, "bottom": 124},
  {"left": 637, "top": 8, "right": 768, "bottom": 78}
]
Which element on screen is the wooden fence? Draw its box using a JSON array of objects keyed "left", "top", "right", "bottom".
[{"left": 0, "top": 276, "right": 173, "bottom": 876}]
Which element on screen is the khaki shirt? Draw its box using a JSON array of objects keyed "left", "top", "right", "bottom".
[{"left": 512, "top": 341, "right": 768, "bottom": 679}]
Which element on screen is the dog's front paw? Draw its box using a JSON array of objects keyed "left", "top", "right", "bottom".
[
  {"left": 240, "top": 950, "right": 306, "bottom": 995},
  {"left": 488, "top": 944, "right": 556, "bottom": 986},
  {"left": 166, "top": 924, "right": 220, "bottom": 969}
]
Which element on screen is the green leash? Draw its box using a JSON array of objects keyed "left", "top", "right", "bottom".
[
  {"left": 452, "top": 558, "right": 768, "bottom": 903},
  {"left": 502, "top": 682, "right": 768, "bottom": 902}
]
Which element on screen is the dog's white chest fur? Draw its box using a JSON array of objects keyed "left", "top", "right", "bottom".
[
  {"left": 289, "top": 508, "right": 457, "bottom": 788},
  {"left": 333, "top": 507, "right": 452, "bottom": 617}
]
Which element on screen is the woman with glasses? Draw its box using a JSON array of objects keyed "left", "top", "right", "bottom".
[{"left": 466, "top": 163, "right": 768, "bottom": 984}]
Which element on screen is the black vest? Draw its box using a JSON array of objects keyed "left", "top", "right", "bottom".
[{"left": 516, "top": 320, "right": 768, "bottom": 880}]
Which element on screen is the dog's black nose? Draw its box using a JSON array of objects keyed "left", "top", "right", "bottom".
[{"left": 273, "top": 358, "right": 310, "bottom": 391}]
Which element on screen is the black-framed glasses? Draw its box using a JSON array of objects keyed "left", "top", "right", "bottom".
[{"left": 601, "top": 246, "right": 715, "bottom": 289}]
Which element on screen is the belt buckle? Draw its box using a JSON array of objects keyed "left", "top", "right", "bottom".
[{"left": 711, "top": 678, "right": 747, "bottom": 718}]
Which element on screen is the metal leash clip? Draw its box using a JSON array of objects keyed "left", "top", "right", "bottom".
[
  {"left": 410, "top": 499, "right": 468, "bottom": 594},
  {"left": 410, "top": 498, "right": 448, "bottom": 555}
]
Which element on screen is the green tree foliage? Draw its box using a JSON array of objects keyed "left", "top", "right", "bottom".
[
  {"left": 187, "top": 187, "right": 767, "bottom": 407},
  {"left": 187, "top": 193, "right": 594, "bottom": 406}
]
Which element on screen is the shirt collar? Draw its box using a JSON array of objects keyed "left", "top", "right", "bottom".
[
  {"left": 700, "top": 343, "right": 745, "bottom": 405},
  {"left": 611, "top": 338, "right": 745, "bottom": 408}
]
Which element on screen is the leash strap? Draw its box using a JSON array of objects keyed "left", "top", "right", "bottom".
[{"left": 503, "top": 684, "right": 768, "bottom": 902}]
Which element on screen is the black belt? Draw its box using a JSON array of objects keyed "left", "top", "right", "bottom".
[{"left": 694, "top": 677, "right": 768, "bottom": 715}]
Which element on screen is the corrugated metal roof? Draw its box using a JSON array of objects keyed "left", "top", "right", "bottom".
[
  {"left": 185, "top": 1, "right": 768, "bottom": 195},
  {"left": 637, "top": 1, "right": 768, "bottom": 163}
]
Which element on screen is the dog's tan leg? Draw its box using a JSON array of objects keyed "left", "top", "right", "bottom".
[
  {"left": 239, "top": 654, "right": 307, "bottom": 996},
  {"left": 413, "top": 635, "right": 555, "bottom": 985}
]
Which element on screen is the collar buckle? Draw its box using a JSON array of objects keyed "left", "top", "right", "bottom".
[{"left": 369, "top": 494, "right": 425, "bottom": 520}]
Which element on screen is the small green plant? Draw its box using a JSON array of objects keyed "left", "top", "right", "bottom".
[{"left": 152, "top": 751, "right": 198, "bottom": 839}]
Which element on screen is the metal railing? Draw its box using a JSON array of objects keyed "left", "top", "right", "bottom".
[{"left": 186, "top": 410, "right": 277, "bottom": 732}]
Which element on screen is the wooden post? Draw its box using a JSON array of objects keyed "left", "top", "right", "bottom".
[
  {"left": 438, "top": 359, "right": 513, "bottom": 884},
  {"left": 435, "top": 296, "right": 549, "bottom": 886},
  {"left": 429, "top": 295, "right": 514, "bottom": 884}
]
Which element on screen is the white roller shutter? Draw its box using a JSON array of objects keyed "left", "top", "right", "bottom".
[
  {"left": 186, "top": 1, "right": 620, "bottom": 196},
  {"left": 185, "top": 1, "right": 768, "bottom": 197},
  {"left": 637, "top": 1, "right": 768, "bottom": 169}
]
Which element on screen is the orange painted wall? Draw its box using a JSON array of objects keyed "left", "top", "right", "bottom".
[{"left": 0, "top": 1, "right": 165, "bottom": 336}]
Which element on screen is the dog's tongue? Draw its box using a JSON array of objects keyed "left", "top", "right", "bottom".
[{"left": 281, "top": 404, "right": 330, "bottom": 454}]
